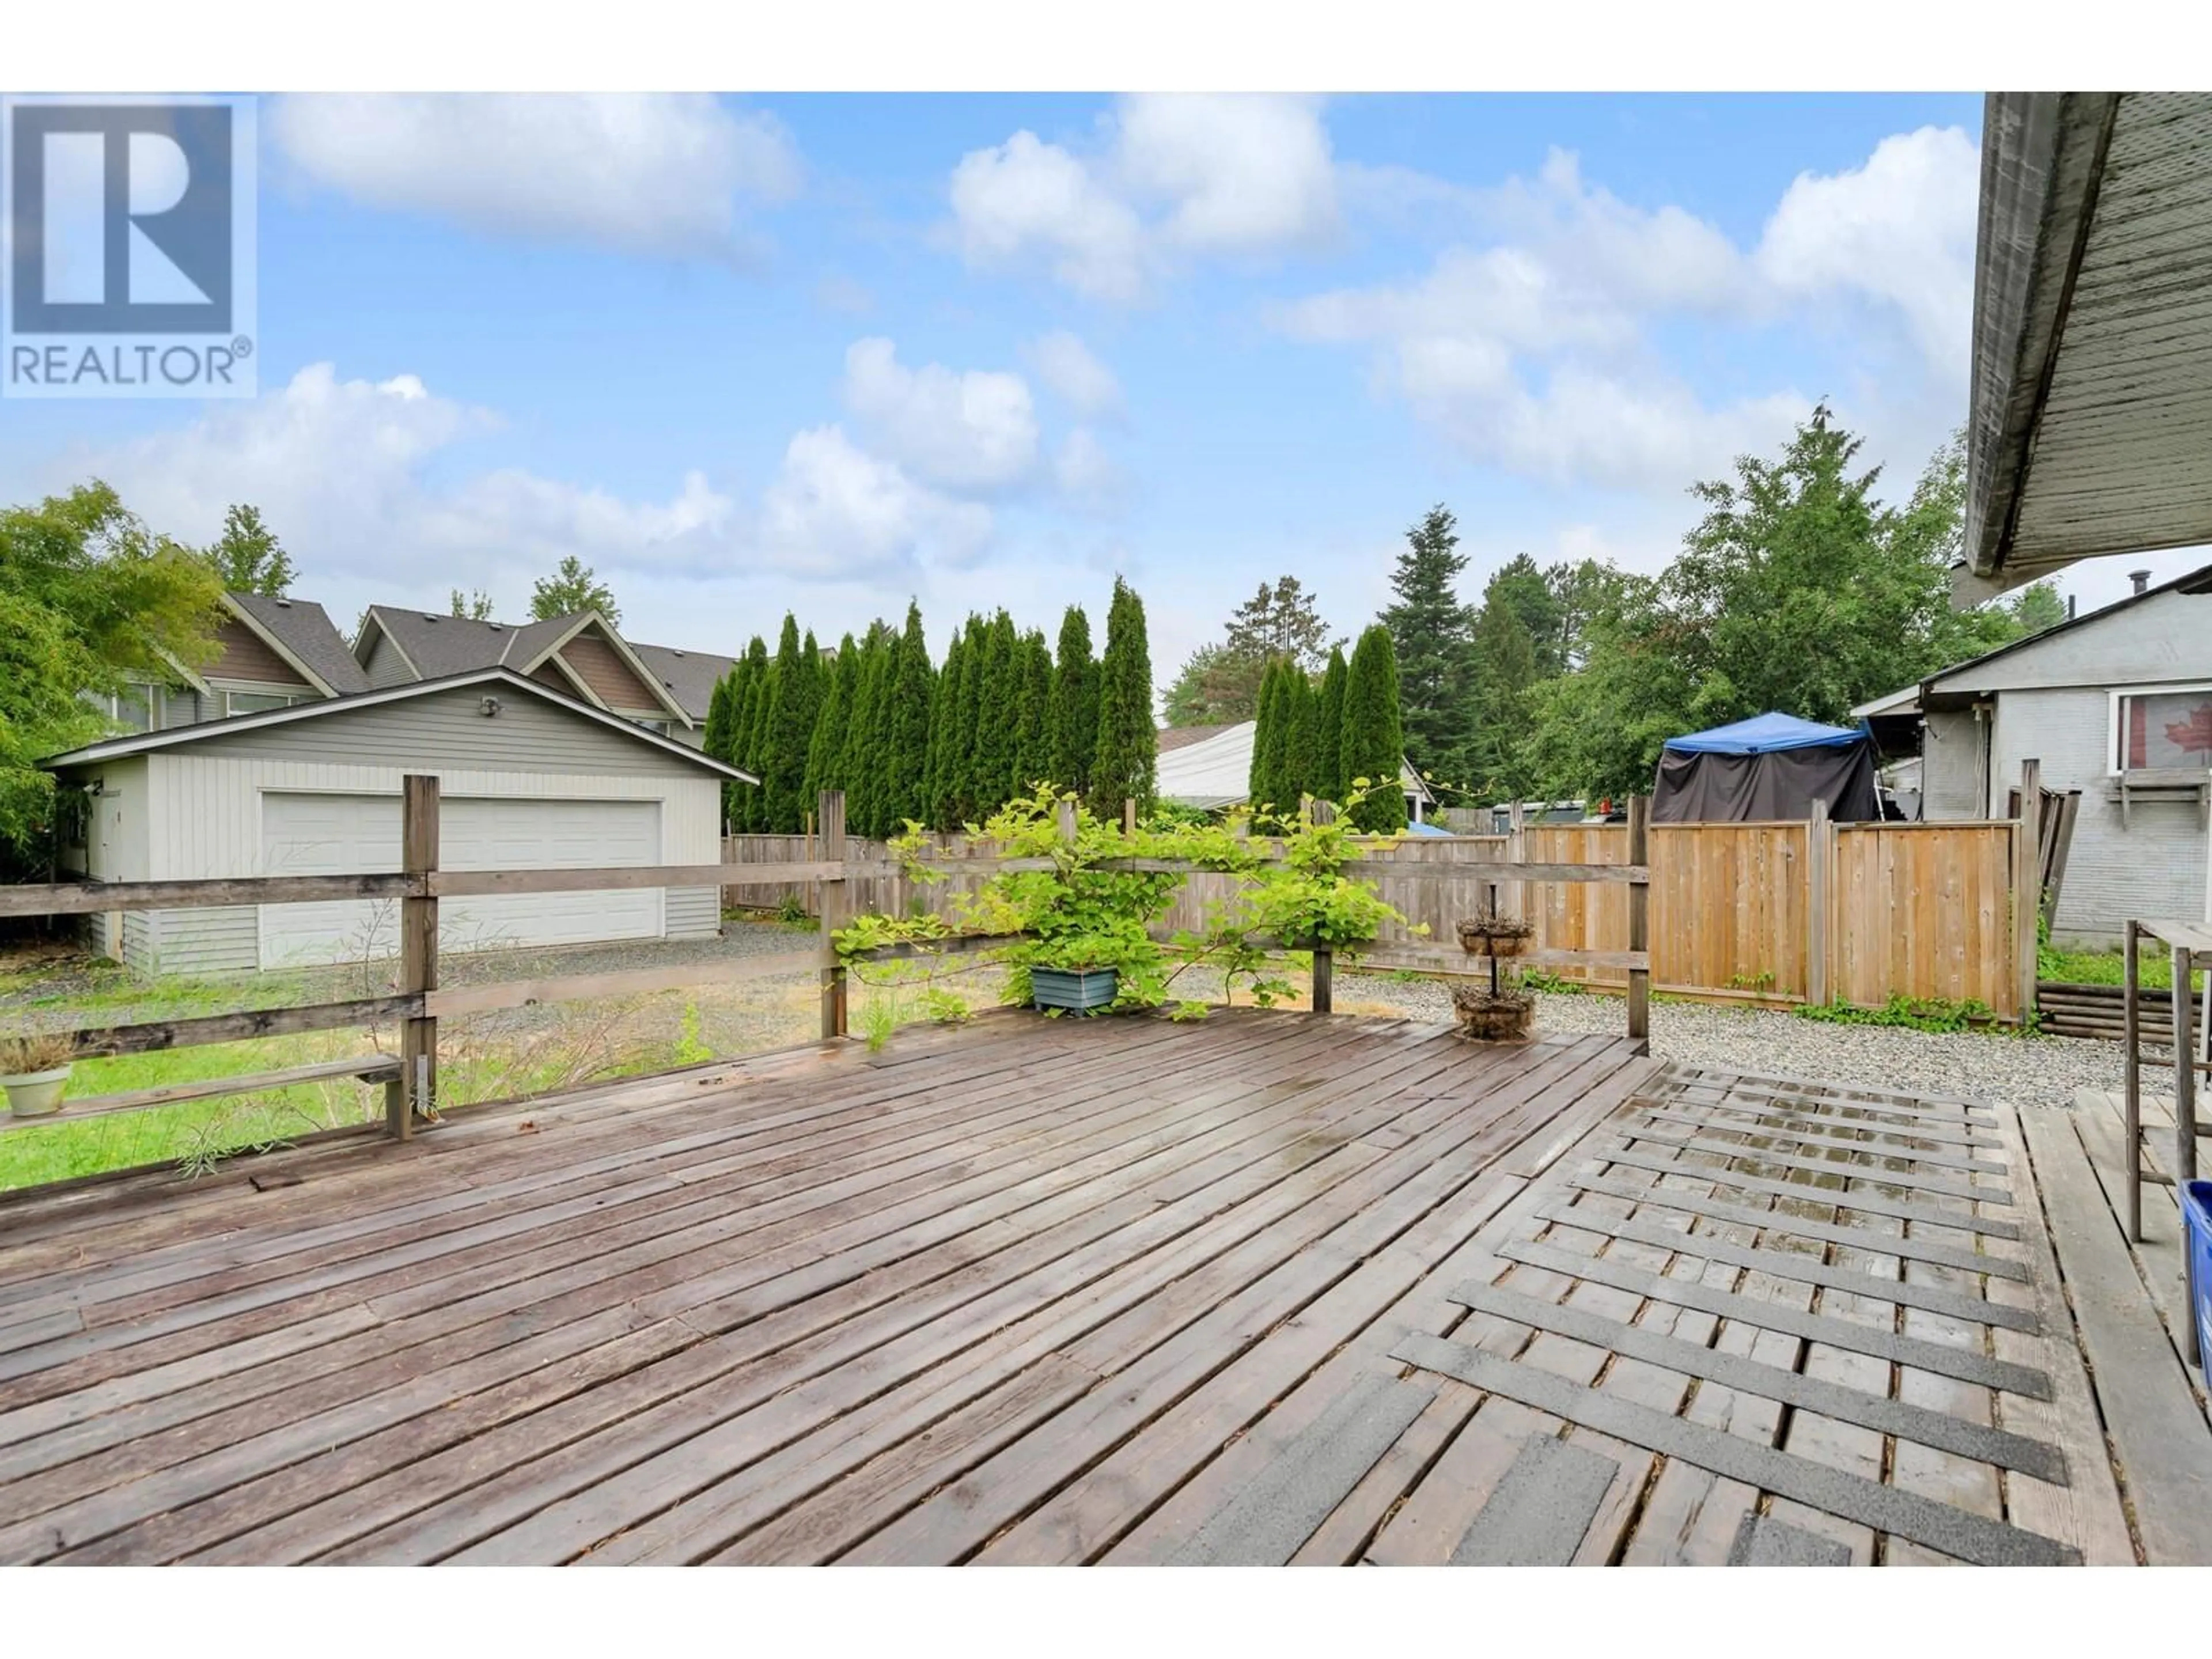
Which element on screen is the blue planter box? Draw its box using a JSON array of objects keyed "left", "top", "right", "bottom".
[{"left": 1032, "top": 967, "right": 1118, "bottom": 1015}]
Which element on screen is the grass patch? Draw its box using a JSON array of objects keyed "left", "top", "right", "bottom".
[{"left": 2037, "top": 944, "right": 2201, "bottom": 992}]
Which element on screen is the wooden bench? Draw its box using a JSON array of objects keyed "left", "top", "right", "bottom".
[{"left": 3, "top": 1055, "right": 403, "bottom": 1134}]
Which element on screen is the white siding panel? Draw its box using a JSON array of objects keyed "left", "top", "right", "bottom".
[{"left": 1920, "top": 709, "right": 1987, "bottom": 823}]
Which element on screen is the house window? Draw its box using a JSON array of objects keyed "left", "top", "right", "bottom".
[
  {"left": 224, "top": 690, "right": 303, "bottom": 717},
  {"left": 2114, "top": 684, "right": 2212, "bottom": 772},
  {"left": 86, "top": 684, "right": 153, "bottom": 732},
  {"left": 632, "top": 717, "right": 672, "bottom": 737}
]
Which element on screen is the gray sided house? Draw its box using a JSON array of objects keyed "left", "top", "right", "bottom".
[
  {"left": 1902, "top": 566, "right": 2212, "bottom": 945},
  {"left": 353, "top": 606, "right": 734, "bottom": 747},
  {"left": 43, "top": 669, "right": 755, "bottom": 976}
]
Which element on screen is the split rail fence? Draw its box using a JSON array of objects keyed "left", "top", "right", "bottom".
[{"left": 0, "top": 782, "right": 1647, "bottom": 1154}]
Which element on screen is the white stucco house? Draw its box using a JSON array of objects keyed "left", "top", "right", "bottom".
[
  {"left": 1859, "top": 566, "right": 2212, "bottom": 945},
  {"left": 41, "top": 667, "right": 756, "bottom": 976}
]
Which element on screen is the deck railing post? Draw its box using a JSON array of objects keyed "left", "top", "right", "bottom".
[
  {"left": 395, "top": 774, "right": 440, "bottom": 1138},
  {"left": 2176, "top": 937, "right": 2200, "bottom": 1367},
  {"left": 2124, "top": 919, "right": 2142, "bottom": 1241},
  {"left": 1507, "top": 800, "right": 1527, "bottom": 926},
  {"left": 1308, "top": 800, "right": 1336, "bottom": 1014},
  {"left": 2016, "top": 757, "right": 2042, "bottom": 1027},
  {"left": 1626, "top": 794, "right": 1650, "bottom": 1046},
  {"left": 819, "top": 789, "right": 849, "bottom": 1040},
  {"left": 1122, "top": 797, "right": 1138, "bottom": 836}
]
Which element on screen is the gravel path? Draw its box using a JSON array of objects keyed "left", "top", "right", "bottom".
[{"left": 1331, "top": 970, "right": 2137, "bottom": 1114}]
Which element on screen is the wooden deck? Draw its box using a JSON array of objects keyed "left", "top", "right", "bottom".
[{"left": 0, "top": 1008, "right": 2178, "bottom": 1565}]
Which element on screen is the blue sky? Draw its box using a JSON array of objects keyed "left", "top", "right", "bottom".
[{"left": 11, "top": 91, "right": 2183, "bottom": 684}]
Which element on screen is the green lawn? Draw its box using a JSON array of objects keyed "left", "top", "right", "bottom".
[
  {"left": 2039, "top": 944, "right": 2204, "bottom": 992},
  {"left": 0, "top": 959, "right": 979, "bottom": 1195}
]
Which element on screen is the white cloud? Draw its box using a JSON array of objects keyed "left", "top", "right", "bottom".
[
  {"left": 1113, "top": 94, "right": 1339, "bottom": 256},
  {"left": 1025, "top": 331, "right": 1123, "bottom": 419},
  {"left": 1273, "top": 130, "right": 1972, "bottom": 493},
  {"left": 946, "top": 94, "right": 1338, "bottom": 301},
  {"left": 1753, "top": 126, "right": 1980, "bottom": 369},
  {"left": 63, "top": 362, "right": 991, "bottom": 588},
  {"left": 840, "top": 338, "right": 1039, "bottom": 491},
  {"left": 948, "top": 130, "right": 1150, "bottom": 303},
  {"left": 267, "top": 93, "right": 801, "bottom": 260},
  {"left": 758, "top": 425, "right": 993, "bottom": 575}
]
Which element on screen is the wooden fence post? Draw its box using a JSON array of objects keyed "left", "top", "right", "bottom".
[
  {"left": 1626, "top": 794, "right": 1650, "bottom": 1046},
  {"left": 1122, "top": 798, "right": 1138, "bottom": 836},
  {"left": 1309, "top": 799, "right": 1335, "bottom": 1014},
  {"left": 818, "top": 789, "right": 848, "bottom": 1040},
  {"left": 1506, "top": 800, "right": 1527, "bottom": 925},
  {"left": 2176, "top": 938, "right": 2200, "bottom": 1366},
  {"left": 395, "top": 774, "right": 440, "bottom": 1138},
  {"left": 1805, "top": 796, "right": 1831, "bottom": 1009},
  {"left": 2014, "top": 758, "right": 2042, "bottom": 1025}
]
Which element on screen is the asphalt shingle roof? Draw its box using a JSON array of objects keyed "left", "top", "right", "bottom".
[{"left": 228, "top": 593, "right": 371, "bottom": 695}]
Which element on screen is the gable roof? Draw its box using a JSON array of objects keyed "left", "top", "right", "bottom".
[
  {"left": 1922, "top": 560, "right": 2212, "bottom": 698},
  {"left": 630, "top": 640, "right": 737, "bottom": 724},
  {"left": 39, "top": 666, "right": 757, "bottom": 780},
  {"left": 354, "top": 606, "right": 692, "bottom": 725},
  {"left": 225, "top": 593, "right": 370, "bottom": 697}
]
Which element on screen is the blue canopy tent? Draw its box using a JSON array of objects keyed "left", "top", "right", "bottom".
[{"left": 1652, "top": 712, "right": 1880, "bottom": 824}]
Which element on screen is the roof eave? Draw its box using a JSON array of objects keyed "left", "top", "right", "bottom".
[{"left": 1964, "top": 91, "right": 2123, "bottom": 592}]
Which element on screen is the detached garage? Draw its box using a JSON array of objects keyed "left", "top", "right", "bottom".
[{"left": 44, "top": 668, "right": 754, "bottom": 976}]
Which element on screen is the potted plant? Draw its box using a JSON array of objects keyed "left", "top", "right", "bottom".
[{"left": 0, "top": 1032, "right": 76, "bottom": 1118}]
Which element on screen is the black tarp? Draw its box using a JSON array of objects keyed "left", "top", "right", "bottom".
[{"left": 1651, "top": 714, "right": 1881, "bottom": 824}]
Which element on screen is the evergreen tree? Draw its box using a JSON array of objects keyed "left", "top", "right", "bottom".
[
  {"left": 1340, "top": 624, "right": 1408, "bottom": 833},
  {"left": 805, "top": 633, "right": 860, "bottom": 812},
  {"left": 1469, "top": 586, "right": 1539, "bottom": 797},
  {"left": 1249, "top": 658, "right": 1288, "bottom": 815},
  {"left": 1091, "top": 576, "right": 1157, "bottom": 816},
  {"left": 1017, "top": 631, "right": 1055, "bottom": 794},
  {"left": 725, "top": 638, "right": 768, "bottom": 831},
  {"left": 703, "top": 672, "right": 734, "bottom": 792},
  {"left": 879, "top": 601, "right": 935, "bottom": 833},
  {"left": 925, "top": 620, "right": 968, "bottom": 831},
  {"left": 938, "top": 619, "right": 982, "bottom": 827},
  {"left": 1225, "top": 576, "right": 1334, "bottom": 673},
  {"left": 1380, "top": 505, "right": 1478, "bottom": 792},
  {"left": 972, "top": 610, "right": 1021, "bottom": 815},
  {"left": 739, "top": 658, "right": 778, "bottom": 834},
  {"left": 1285, "top": 666, "right": 1319, "bottom": 809},
  {"left": 1047, "top": 604, "right": 1099, "bottom": 796},
  {"left": 1312, "top": 645, "right": 1349, "bottom": 805},
  {"left": 756, "top": 616, "right": 812, "bottom": 832},
  {"left": 840, "top": 624, "right": 889, "bottom": 838}
]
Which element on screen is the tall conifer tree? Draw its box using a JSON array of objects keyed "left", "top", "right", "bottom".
[
  {"left": 1091, "top": 576, "right": 1157, "bottom": 816},
  {"left": 1047, "top": 604, "right": 1099, "bottom": 797},
  {"left": 1312, "top": 645, "right": 1349, "bottom": 806},
  {"left": 1340, "top": 624, "right": 1408, "bottom": 832}
]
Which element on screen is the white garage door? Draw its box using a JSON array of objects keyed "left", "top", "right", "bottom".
[{"left": 259, "top": 793, "right": 664, "bottom": 967}]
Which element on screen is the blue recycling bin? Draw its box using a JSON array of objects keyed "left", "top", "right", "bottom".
[{"left": 2183, "top": 1180, "right": 2212, "bottom": 1381}]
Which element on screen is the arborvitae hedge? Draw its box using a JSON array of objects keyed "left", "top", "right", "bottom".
[
  {"left": 1047, "top": 604, "right": 1098, "bottom": 797},
  {"left": 1092, "top": 575, "right": 1156, "bottom": 816},
  {"left": 1313, "top": 644, "right": 1348, "bottom": 806},
  {"left": 1340, "top": 623, "right": 1408, "bottom": 833}
]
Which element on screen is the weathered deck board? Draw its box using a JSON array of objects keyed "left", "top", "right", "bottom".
[{"left": 0, "top": 1010, "right": 2188, "bottom": 1565}]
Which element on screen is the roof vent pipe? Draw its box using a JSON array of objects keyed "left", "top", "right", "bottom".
[{"left": 2130, "top": 569, "right": 2152, "bottom": 596}]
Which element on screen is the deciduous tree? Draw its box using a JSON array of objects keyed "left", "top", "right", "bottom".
[{"left": 209, "top": 503, "right": 296, "bottom": 596}]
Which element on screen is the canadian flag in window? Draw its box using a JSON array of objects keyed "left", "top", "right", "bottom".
[{"left": 2126, "top": 691, "right": 2212, "bottom": 768}]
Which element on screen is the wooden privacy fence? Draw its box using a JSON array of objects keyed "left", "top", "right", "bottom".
[
  {"left": 0, "top": 783, "right": 1651, "bottom": 1155},
  {"left": 729, "top": 770, "right": 2047, "bottom": 1022}
]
